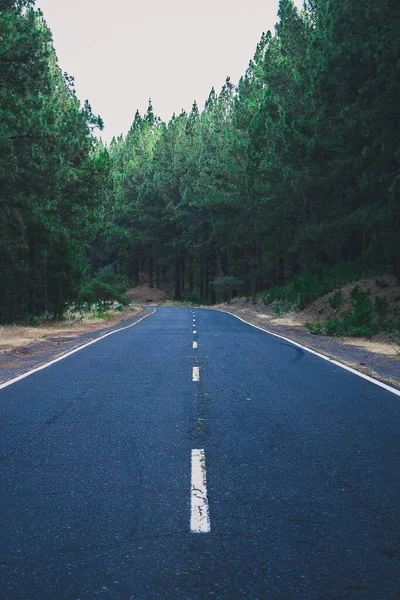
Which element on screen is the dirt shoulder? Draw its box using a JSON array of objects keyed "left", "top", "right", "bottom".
[
  {"left": 0, "top": 306, "right": 150, "bottom": 385},
  {"left": 214, "top": 300, "right": 400, "bottom": 391}
]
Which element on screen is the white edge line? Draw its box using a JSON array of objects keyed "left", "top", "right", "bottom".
[
  {"left": 0, "top": 309, "right": 157, "bottom": 391},
  {"left": 214, "top": 308, "right": 400, "bottom": 398},
  {"left": 191, "top": 449, "right": 210, "bottom": 533}
]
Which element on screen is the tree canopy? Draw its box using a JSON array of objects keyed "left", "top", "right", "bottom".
[
  {"left": 96, "top": 0, "right": 399, "bottom": 303},
  {"left": 1, "top": 0, "right": 399, "bottom": 321},
  {"left": 0, "top": 0, "right": 108, "bottom": 321}
]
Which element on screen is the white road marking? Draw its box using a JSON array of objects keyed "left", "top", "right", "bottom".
[
  {"left": 191, "top": 449, "right": 210, "bottom": 533},
  {"left": 0, "top": 310, "right": 157, "bottom": 391},
  {"left": 192, "top": 366, "right": 200, "bottom": 382},
  {"left": 215, "top": 309, "right": 400, "bottom": 398},
  {"left": 193, "top": 330, "right": 197, "bottom": 334},
  {"left": 193, "top": 341, "right": 198, "bottom": 349}
]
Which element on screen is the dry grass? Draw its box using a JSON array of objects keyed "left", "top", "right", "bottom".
[
  {"left": 0, "top": 306, "right": 143, "bottom": 353},
  {"left": 269, "top": 315, "right": 304, "bottom": 327},
  {"left": 257, "top": 313, "right": 398, "bottom": 356},
  {"left": 340, "top": 337, "right": 399, "bottom": 357}
]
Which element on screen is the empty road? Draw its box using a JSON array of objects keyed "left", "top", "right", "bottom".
[{"left": 1, "top": 307, "right": 399, "bottom": 599}]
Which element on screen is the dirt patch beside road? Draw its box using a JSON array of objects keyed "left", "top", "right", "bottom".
[
  {"left": 0, "top": 306, "right": 149, "bottom": 385},
  {"left": 124, "top": 284, "right": 170, "bottom": 305},
  {"left": 0, "top": 306, "right": 144, "bottom": 353}
]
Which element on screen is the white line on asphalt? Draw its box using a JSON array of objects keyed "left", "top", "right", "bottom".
[
  {"left": 215, "top": 309, "right": 400, "bottom": 398},
  {"left": 193, "top": 330, "right": 197, "bottom": 334},
  {"left": 193, "top": 341, "right": 198, "bottom": 349},
  {"left": 192, "top": 366, "right": 200, "bottom": 382},
  {"left": 191, "top": 449, "right": 210, "bottom": 533},
  {"left": 0, "top": 310, "right": 157, "bottom": 392}
]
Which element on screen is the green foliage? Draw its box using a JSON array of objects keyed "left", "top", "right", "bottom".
[
  {"left": 182, "top": 289, "right": 202, "bottom": 305},
  {"left": 307, "top": 286, "right": 394, "bottom": 339},
  {"left": 213, "top": 276, "right": 244, "bottom": 303},
  {"left": 388, "top": 332, "right": 400, "bottom": 355},
  {"left": 78, "top": 280, "right": 129, "bottom": 309},
  {"left": 262, "top": 261, "right": 379, "bottom": 311},
  {"left": 89, "top": 311, "right": 114, "bottom": 320},
  {"left": 374, "top": 296, "right": 389, "bottom": 318},
  {"left": 274, "top": 299, "right": 295, "bottom": 316},
  {"left": 95, "top": 265, "right": 119, "bottom": 286},
  {"left": 3, "top": 0, "right": 399, "bottom": 316},
  {"left": 329, "top": 290, "right": 343, "bottom": 310},
  {"left": 0, "top": 2, "right": 108, "bottom": 323},
  {"left": 305, "top": 322, "right": 324, "bottom": 336},
  {"left": 93, "top": 0, "right": 399, "bottom": 303}
]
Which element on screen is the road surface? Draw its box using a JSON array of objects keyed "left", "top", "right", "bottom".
[{"left": 0, "top": 307, "right": 399, "bottom": 599}]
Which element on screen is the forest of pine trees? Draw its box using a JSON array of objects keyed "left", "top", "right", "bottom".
[{"left": 1, "top": 0, "right": 399, "bottom": 322}]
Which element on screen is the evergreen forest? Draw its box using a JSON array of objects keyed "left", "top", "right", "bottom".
[{"left": 1, "top": 0, "right": 399, "bottom": 323}]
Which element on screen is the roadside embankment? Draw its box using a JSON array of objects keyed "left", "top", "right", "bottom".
[
  {"left": 0, "top": 306, "right": 147, "bottom": 385},
  {"left": 214, "top": 298, "right": 400, "bottom": 391}
]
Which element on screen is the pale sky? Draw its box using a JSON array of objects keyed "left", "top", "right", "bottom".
[{"left": 36, "top": 0, "right": 302, "bottom": 142}]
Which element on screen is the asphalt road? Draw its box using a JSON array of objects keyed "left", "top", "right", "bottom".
[{"left": 0, "top": 307, "right": 399, "bottom": 599}]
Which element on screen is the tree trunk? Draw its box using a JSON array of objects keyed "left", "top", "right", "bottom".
[
  {"left": 181, "top": 257, "right": 185, "bottom": 294},
  {"left": 53, "top": 291, "right": 62, "bottom": 320},
  {"left": 148, "top": 255, "right": 154, "bottom": 288},
  {"left": 210, "top": 251, "right": 217, "bottom": 304},
  {"left": 155, "top": 261, "right": 161, "bottom": 289},
  {"left": 200, "top": 263, "right": 205, "bottom": 301},
  {"left": 205, "top": 258, "right": 210, "bottom": 303},
  {"left": 221, "top": 250, "right": 229, "bottom": 276},
  {"left": 134, "top": 255, "right": 140, "bottom": 286},
  {"left": 394, "top": 236, "right": 400, "bottom": 286},
  {"left": 174, "top": 257, "right": 182, "bottom": 300},
  {"left": 188, "top": 257, "right": 194, "bottom": 293}
]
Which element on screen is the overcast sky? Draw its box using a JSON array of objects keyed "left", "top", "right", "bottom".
[{"left": 36, "top": 0, "right": 302, "bottom": 142}]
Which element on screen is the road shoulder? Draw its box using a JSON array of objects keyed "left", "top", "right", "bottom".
[
  {"left": 0, "top": 308, "right": 151, "bottom": 385},
  {"left": 214, "top": 305, "right": 400, "bottom": 391}
]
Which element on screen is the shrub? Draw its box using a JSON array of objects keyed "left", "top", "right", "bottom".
[
  {"left": 261, "top": 260, "right": 383, "bottom": 311},
  {"left": 182, "top": 288, "right": 202, "bottom": 304},
  {"left": 325, "top": 317, "right": 345, "bottom": 337},
  {"left": 305, "top": 322, "right": 324, "bottom": 335},
  {"left": 78, "top": 280, "right": 129, "bottom": 310},
  {"left": 95, "top": 265, "right": 118, "bottom": 285},
  {"left": 374, "top": 296, "right": 389, "bottom": 317},
  {"left": 274, "top": 298, "right": 295, "bottom": 315},
  {"left": 329, "top": 289, "right": 342, "bottom": 310},
  {"left": 306, "top": 287, "right": 391, "bottom": 339},
  {"left": 213, "top": 276, "right": 243, "bottom": 303},
  {"left": 89, "top": 311, "right": 114, "bottom": 320}
]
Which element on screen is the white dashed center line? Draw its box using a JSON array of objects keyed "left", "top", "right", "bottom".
[
  {"left": 192, "top": 366, "right": 200, "bottom": 382},
  {"left": 193, "top": 330, "right": 197, "bottom": 334},
  {"left": 191, "top": 449, "right": 211, "bottom": 533},
  {"left": 193, "top": 341, "right": 198, "bottom": 349}
]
